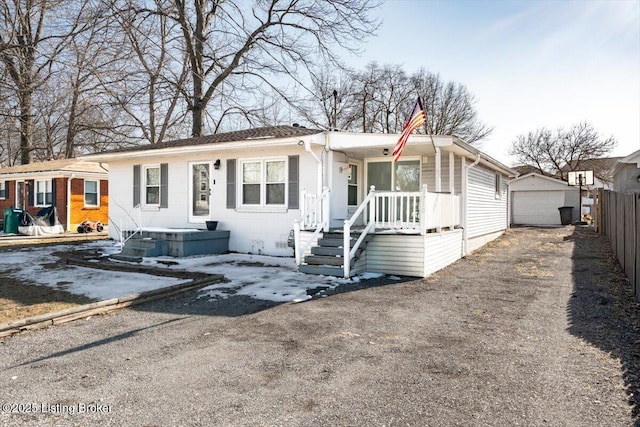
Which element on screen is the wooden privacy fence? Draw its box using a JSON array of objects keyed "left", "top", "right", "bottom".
[{"left": 598, "top": 189, "right": 640, "bottom": 301}]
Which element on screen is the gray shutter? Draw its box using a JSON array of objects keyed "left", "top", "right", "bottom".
[
  {"left": 288, "top": 155, "right": 299, "bottom": 209},
  {"left": 133, "top": 165, "right": 140, "bottom": 207},
  {"left": 5, "top": 181, "right": 9, "bottom": 200},
  {"left": 160, "top": 163, "right": 168, "bottom": 208},
  {"left": 226, "top": 159, "right": 236, "bottom": 209},
  {"left": 27, "top": 180, "right": 34, "bottom": 207}
]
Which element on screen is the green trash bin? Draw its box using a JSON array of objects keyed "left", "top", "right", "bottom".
[{"left": 3, "top": 207, "right": 23, "bottom": 234}]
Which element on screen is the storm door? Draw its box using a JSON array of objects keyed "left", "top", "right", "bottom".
[{"left": 190, "top": 162, "right": 212, "bottom": 220}]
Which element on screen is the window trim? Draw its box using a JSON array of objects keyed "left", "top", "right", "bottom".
[
  {"left": 84, "top": 179, "right": 100, "bottom": 208},
  {"left": 0, "top": 181, "right": 6, "bottom": 200},
  {"left": 143, "top": 164, "right": 161, "bottom": 207},
  {"left": 238, "top": 157, "right": 288, "bottom": 210},
  {"left": 34, "top": 179, "right": 53, "bottom": 207},
  {"left": 495, "top": 173, "right": 502, "bottom": 199}
]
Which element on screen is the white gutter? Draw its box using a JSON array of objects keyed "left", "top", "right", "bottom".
[
  {"left": 462, "top": 154, "right": 481, "bottom": 256},
  {"left": 81, "top": 138, "right": 317, "bottom": 162},
  {"left": 67, "top": 173, "right": 75, "bottom": 232},
  {"left": 303, "top": 137, "right": 324, "bottom": 197}
]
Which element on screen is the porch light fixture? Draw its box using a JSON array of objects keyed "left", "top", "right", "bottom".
[
  {"left": 383, "top": 148, "right": 389, "bottom": 156},
  {"left": 214, "top": 159, "right": 221, "bottom": 170}
]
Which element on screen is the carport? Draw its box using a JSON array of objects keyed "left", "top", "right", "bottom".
[{"left": 509, "top": 173, "right": 579, "bottom": 225}]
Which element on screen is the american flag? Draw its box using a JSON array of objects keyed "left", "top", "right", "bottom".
[{"left": 392, "top": 96, "right": 427, "bottom": 162}]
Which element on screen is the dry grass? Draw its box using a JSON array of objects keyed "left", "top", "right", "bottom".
[{"left": 0, "top": 277, "right": 93, "bottom": 324}]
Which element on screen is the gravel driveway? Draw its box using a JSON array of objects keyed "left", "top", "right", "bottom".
[{"left": 1, "top": 227, "right": 638, "bottom": 426}]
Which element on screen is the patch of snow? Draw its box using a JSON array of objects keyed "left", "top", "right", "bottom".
[
  {"left": 140, "top": 227, "right": 203, "bottom": 233},
  {"left": 0, "top": 240, "right": 395, "bottom": 305}
]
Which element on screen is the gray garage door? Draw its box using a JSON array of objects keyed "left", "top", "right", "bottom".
[{"left": 512, "top": 191, "right": 564, "bottom": 225}]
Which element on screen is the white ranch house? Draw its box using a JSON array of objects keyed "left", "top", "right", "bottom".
[{"left": 83, "top": 126, "right": 516, "bottom": 278}]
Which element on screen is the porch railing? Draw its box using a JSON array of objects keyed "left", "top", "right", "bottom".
[
  {"left": 294, "top": 187, "right": 330, "bottom": 265},
  {"left": 299, "top": 187, "right": 330, "bottom": 231},
  {"left": 109, "top": 204, "right": 142, "bottom": 252},
  {"left": 295, "top": 185, "right": 461, "bottom": 275}
]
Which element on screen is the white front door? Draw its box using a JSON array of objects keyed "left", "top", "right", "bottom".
[{"left": 189, "top": 162, "right": 212, "bottom": 221}]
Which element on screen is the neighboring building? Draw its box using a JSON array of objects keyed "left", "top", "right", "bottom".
[
  {"left": 0, "top": 159, "right": 109, "bottom": 232},
  {"left": 508, "top": 173, "right": 580, "bottom": 226},
  {"left": 612, "top": 149, "right": 640, "bottom": 193},
  {"left": 83, "top": 126, "right": 516, "bottom": 277}
]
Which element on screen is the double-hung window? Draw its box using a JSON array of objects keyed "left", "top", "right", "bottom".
[
  {"left": 0, "top": 181, "right": 6, "bottom": 199},
  {"left": 35, "top": 179, "right": 53, "bottom": 206},
  {"left": 84, "top": 180, "right": 99, "bottom": 207},
  {"left": 241, "top": 159, "right": 286, "bottom": 207},
  {"left": 144, "top": 165, "right": 161, "bottom": 206},
  {"left": 495, "top": 173, "right": 502, "bottom": 199}
]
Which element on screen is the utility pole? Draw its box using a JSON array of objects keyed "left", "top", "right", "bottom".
[{"left": 332, "top": 89, "right": 338, "bottom": 131}]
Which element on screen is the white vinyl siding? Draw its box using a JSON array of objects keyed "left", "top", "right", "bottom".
[
  {"left": 467, "top": 166, "right": 508, "bottom": 239},
  {"left": 424, "top": 230, "right": 464, "bottom": 275},
  {"left": 421, "top": 152, "right": 460, "bottom": 194},
  {"left": 362, "top": 230, "right": 463, "bottom": 278},
  {"left": 364, "top": 235, "right": 425, "bottom": 277}
]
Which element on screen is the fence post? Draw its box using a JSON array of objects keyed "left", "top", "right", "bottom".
[
  {"left": 300, "top": 188, "right": 306, "bottom": 229},
  {"left": 420, "top": 184, "right": 428, "bottom": 235}
]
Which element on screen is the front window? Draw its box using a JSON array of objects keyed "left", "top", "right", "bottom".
[
  {"left": 145, "top": 165, "right": 160, "bottom": 205},
  {"left": 241, "top": 159, "right": 286, "bottom": 207},
  {"left": 348, "top": 164, "right": 358, "bottom": 206},
  {"left": 35, "top": 180, "right": 53, "bottom": 206},
  {"left": 84, "top": 180, "right": 99, "bottom": 207},
  {"left": 0, "top": 181, "right": 6, "bottom": 199}
]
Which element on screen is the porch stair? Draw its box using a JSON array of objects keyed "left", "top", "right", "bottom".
[
  {"left": 110, "top": 237, "right": 167, "bottom": 263},
  {"left": 299, "top": 231, "right": 370, "bottom": 277}
]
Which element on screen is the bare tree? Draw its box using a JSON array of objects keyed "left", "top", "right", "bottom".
[
  {"left": 0, "top": 0, "right": 88, "bottom": 164},
  {"left": 410, "top": 68, "right": 492, "bottom": 143},
  {"left": 135, "top": 0, "right": 380, "bottom": 137},
  {"left": 509, "top": 122, "right": 617, "bottom": 179}
]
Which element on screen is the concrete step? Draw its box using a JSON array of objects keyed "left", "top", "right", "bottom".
[
  {"left": 122, "top": 238, "right": 166, "bottom": 257},
  {"left": 299, "top": 264, "right": 347, "bottom": 277},
  {"left": 304, "top": 255, "right": 345, "bottom": 266}
]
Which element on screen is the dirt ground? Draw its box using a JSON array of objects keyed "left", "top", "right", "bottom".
[{"left": 0, "top": 227, "right": 639, "bottom": 426}]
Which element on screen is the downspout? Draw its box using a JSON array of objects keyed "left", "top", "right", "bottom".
[
  {"left": 303, "top": 139, "right": 323, "bottom": 196},
  {"left": 463, "top": 154, "right": 481, "bottom": 255},
  {"left": 67, "top": 173, "right": 75, "bottom": 232}
]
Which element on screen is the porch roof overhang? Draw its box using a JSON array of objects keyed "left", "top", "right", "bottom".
[{"left": 327, "top": 132, "right": 517, "bottom": 177}]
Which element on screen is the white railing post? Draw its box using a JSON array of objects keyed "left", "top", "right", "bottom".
[
  {"left": 368, "top": 185, "right": 376, "bottom": 231},
  {"left": 294, "top": 220, "right": 302, "bottom": 265},
  {"left": 343, "top": 220, "right": 351, "bottom": 278},
  {"left": 300, "top": 188, "right": 306, "bottom": 227},
  {"left": 420, "top": 184, "right": 428, "bottom": 235},
  {"left": 322, "top": 186, "right": 330, "bottom": 232}
]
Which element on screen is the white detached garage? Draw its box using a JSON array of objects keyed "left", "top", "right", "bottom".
[{"left": 509, "top": 173, "right": 579, "bottom": 226}]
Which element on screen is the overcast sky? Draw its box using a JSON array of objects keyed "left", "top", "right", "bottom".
[{"left": 351, "top": 0, "right": 640, "bottom": 165}]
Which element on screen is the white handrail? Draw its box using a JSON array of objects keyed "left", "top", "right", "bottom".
[
  {"left": 294, "top": 187, "right": 330, "bottom": 265},
  {"left": 343, "top": 186, "right": 376, "bottom": 277},
  {"left": 300, "top": 187, "right": 330, "bottom": 230}
]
